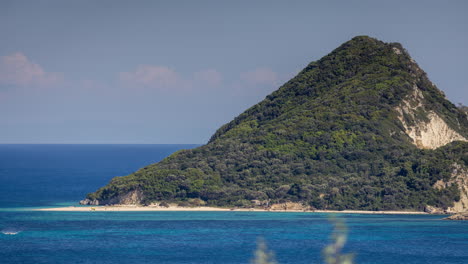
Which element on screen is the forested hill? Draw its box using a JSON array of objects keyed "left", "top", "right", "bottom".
[{"left": 83, "top": 36, "right": 468, "bottom": 211}]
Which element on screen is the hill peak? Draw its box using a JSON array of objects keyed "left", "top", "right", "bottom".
[{"left": 338, "top": 35, "right": 402, "bottom": 51}]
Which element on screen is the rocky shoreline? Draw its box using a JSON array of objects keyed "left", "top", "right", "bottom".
[{"left": 444, "top": 212, "right": 468, "bottom": 220}]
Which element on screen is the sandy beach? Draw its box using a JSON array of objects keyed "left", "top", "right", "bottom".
[{"left": 34, "top": 205, "right": 429, "bottom": 214}]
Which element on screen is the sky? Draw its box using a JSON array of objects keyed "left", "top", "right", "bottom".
[{"left": 1, "top": 0, "right": 467, "bottom": 144}]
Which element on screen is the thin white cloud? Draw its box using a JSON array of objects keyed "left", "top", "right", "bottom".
[
  {"left": 120, "top": 65, "right": 183, "bottom": 90},
  {"left": 224, "top": 68, "right": 281, "bottom": 97},
  {"left": 193, "top": 69, "right": 222, "bottom": 87},
  {"left": 119, "top": 65, "right": 283, "bottom": 97},
  {"left": 0, "top": 52, "right": 62, "bottom": 87},
  {"left": 120, "top": 65, "right": 223, "bottom": 92},
  {"left": 240, "top": 67, "right": 279, "bottom": 86}
]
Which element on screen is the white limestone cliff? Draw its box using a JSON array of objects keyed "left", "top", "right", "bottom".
[{"left": 395, "top": 86, "right": 466, "bottom": 149}]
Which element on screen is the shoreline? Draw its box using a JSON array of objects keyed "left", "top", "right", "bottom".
[{"left": 34, "top": 205, "right": 430, "bottom": 214}]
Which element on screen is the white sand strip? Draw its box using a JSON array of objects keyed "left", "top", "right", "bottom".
[{"left": 34, "top": 206, "right": 428, "bottom": 214}]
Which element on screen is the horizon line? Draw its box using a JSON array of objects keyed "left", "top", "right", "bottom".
[{"left": 0, "top": 143, "right": 204, "bottom": 145}]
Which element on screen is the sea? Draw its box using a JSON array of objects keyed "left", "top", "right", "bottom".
[{"left": 0, "top": 144, "right": 467, "bottom": 264}]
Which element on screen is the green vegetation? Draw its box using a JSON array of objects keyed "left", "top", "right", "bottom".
[{"left": 85, "top": 36, "right": 468, "bottom": 211}]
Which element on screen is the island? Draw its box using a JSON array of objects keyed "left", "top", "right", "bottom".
[{"left": 76, "top": 36, "right": 468, "bottom": 216}]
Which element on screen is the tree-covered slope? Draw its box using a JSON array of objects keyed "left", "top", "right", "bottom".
[{"left": 84, "top": 36, "right": 468, "bottom": 211}]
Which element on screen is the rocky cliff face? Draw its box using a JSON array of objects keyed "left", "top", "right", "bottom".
[
  {"left": 396, "top": 86, "right": 467, "bottom": 149},
  {"left": 80, "top": 189, "right": 144, "bottom": 206}
]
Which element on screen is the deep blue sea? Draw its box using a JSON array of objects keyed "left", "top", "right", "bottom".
[{"left": 0, "top": 144, "right": 467, "bottom": 264}]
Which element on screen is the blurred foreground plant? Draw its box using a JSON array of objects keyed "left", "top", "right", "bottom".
[
  {"left": 322, "top": 217, "right": 354, "bottom": 264},
  {"left": 251, "top": 217, "right": 354, "bottom": 264},
  {"left": 251, "top": 238, "right": 278, "bottom": 264}
]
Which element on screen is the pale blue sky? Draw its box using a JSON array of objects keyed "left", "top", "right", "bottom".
[{"left": 1, "top": 0, "right": 467, "bottom": 143}]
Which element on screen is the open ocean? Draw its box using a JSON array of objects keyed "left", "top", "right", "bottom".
[{"left": 0, "top": 144, "right": 467, "bottom": 264}]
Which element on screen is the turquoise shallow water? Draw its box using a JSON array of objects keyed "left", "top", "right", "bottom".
[
  {"left": 1, "top": 211, "right": 468, "bottom": 264},
  {"left": 0, "top": 145, "right": 467, "bottom": 263}
]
